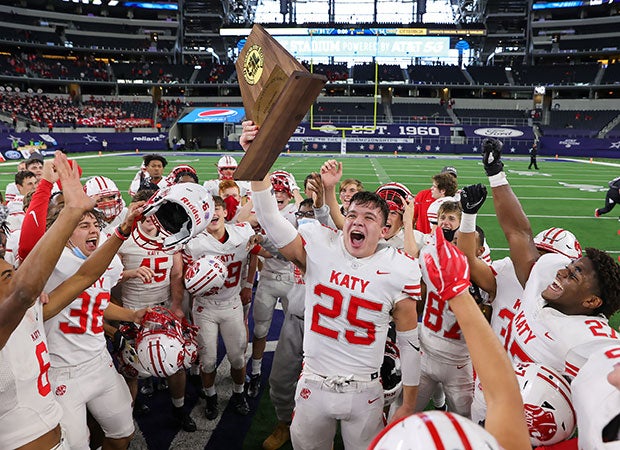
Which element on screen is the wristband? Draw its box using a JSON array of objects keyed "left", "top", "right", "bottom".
[
  {"left": 114, "top": 226, "right": 130, "bottom": 241},
  {"left": 243, "top": 281, "right": 253, "bottom": 289},
  {"left": 488, "top": 172, "right": 508, "bottom": 188},
  {"left": 459, "top": 213, "right": 477, "bottom": 234}
]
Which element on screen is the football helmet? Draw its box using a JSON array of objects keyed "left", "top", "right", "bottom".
[
  {"left": 270, "top": 171, "right": 292, "bottom": 197},
  {"left": 184, "top": 255, "right": 227, "bottom": 297},
  {"left": 515, "top": 363, "right": 576, "bottom": 445},
  {"left": 381, "top": 340, "right": 402, "bottom": 406},
  {"left": 369, "top": 411, "right": 500, "bottom": 450},
  {"left": 533, "top": 227, "right": 582, "bottom": 260},
  {"left": 136, "top": 307, "right": 199, "bottom": 377},
  {"left": 165, "top": 164, "right": 198, "bottom": 186},
  {"left": 217, "top": 156, "right": 238, "bottom": 180},
  {"left": 132, "top": 183, "right": 214, "bottom": 253},
  {"left": 113, "top": 323, "right": 150, "bottom": 379},
  {"left": 84, "top": 176, "right": 125, "bottom": 221},
  {"left": 375, "top": 182, "right": 412, "bottom": 214}
]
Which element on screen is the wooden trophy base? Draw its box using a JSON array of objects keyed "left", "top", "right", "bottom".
[{"left": 234, "top": 24, "right": 327, "bottom": 181}]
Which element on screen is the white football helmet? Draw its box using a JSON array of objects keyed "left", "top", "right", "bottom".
[
  {"left": 375, "top": 182, "right": 412, "bottom": 214},
  {"left": 184, "top": 255, "right": 227, "bottom": 297},
  {"left": 217, "top": 156, "right": 238, "bottom": 180},
  {"left": 270, "top": 171, "right": 292, "bottom": 196},
  {"left": 369, "top": 411, "right": 500, "bottom": 449},
  {"left": 515, "top": 363, "right": 576, "bottom": 445},
  {"left": 136, "top": 307, "right": 198, "bottom": 377},
  {"left": 272, "top": 170, "right": 299, "bottom": 192},
  {"left": 381, "top": 340, "right": 402, "bottom": 406},
  {"left": 113, "top": 323, "right": 150, "bottom": 379},
  {"left": 533, "top": 227, "right": 582, "bottom": 260},
  {"left": 84, "top": 176, "right": 125, "bottom": 221},
  {"left": 133, "top": 183, "right": 214, "bottom": 253}
]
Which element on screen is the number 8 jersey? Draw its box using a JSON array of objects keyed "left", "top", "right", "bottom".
[{"left": 299, "top": 222, "right": 421, "bottom": 378}]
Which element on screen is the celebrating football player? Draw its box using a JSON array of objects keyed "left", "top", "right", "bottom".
[{"left": 242, "top": 120, "right": 422, "bottom": 450}]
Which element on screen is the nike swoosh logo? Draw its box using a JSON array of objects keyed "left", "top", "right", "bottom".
[
  {"left": 452, "top": 282, "right": 469, "bottom": 293},
  {"left": 544, "top": 332, "right": 554, "bottom": 340},
  {"left": 409, "top": 342, "right": 420, "bottom": 352},
  {"left": 466, "top": 198, "right": 484, "bottom": 209},
  {"left": 367, "top": 397, "right": 381, "bottom": 404},
  {"left": 29, "top": 210, "right": 39, "bottom": 227},
  {"left": 376, "top": 270, "right": 390, "bottom": 275},
  {"left": 457, "top": 364, "right": 467, "bottom": 369}
]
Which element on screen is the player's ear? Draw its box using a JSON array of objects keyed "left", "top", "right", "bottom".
[{"left": 583, "top": 294, "right": 602, "bottom": 312}]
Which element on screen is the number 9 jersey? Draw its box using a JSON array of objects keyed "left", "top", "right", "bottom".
[{"left": 298, "top": 221, "right": 421, "bottom": 378}]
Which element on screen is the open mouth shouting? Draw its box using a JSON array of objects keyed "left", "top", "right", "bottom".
[{"left": 85, "top": 237, "right": 98, "bottom": 252}]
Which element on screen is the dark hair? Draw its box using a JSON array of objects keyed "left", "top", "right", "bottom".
[
  {"left": 348, "top": 191, "right": 389, "bottom": 226},
  {"left": 132, "top": 189, "right": 157, "bottom": 203},
  {"left": 15, "top": 170, "right": 36, "bottom": 186},
  {"left": 143, "top": 154, "right": 168, "bottom": 167},
  {"left": 25, "top": 156, "right": 43, "bottom": 167},
  {"left": 475, "top": 225, "right": 486, "bottom": 248},
  {"left": 432, "top": 173, "right": 458, "bottom": 197},
  {"left": 175, "top": 171, "right": 199, "bottom": 184},
  {"left": 212, "top": 195, "right": 225, "bottom": 209},
  {"left": 299, "top": 198, "right": 314, "bottom": 209},
  {"left": 303, "top": 173, "right": 314, "bottom": 190},
  {"left": 586, "top": 248, "right": 620, "bottom": 318}
]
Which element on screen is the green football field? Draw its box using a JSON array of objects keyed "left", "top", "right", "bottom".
[{"left": 3, "top": 150, "right": 617, "bottom": 259}]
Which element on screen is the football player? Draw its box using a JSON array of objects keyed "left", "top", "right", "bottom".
[
  {"left": 479, "top": 137, "right": 620, "bottom": 449},
  {"left": 412, "top": 166, "right": 457, "bottom": 234},
  {"left": 182, "top": 196, "right": 264, "bottom": 420},
  {"left": 0, "top": 152, "right": 93, "bottom": 450},
  {"left": 247, "top": 171, "right": 298, "bottom": 398},
  {"left": 128, "top": 154, "right": 168, "bottom": 196},
  {"left": 202, "top": 155, "right": 251, "bottom": 199},
  {"left": 84, "top": 176, "right": 127, "bottom": 237},
  {"left": 242, "top": 120, "right": 422, "bottom": 450}
]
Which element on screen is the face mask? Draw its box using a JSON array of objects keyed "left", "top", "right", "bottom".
[
  {"left": 442, "top": 227, "right": 457, "bottom": 242},
  {"left": 69, "top": 240, "right": 88, "bottom": 260},
  {"left": 297, "top": 218, "right": 317, "bottom": 227}
]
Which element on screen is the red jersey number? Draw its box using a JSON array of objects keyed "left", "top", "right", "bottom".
[
  {"left": 59, "top": 292, "right": 108, "bottom": 334},
  {"left": 139, "top": 256, "right": 169, "bottom": 283},
  {"left": 310, "top": 284, "right": 383, "bottom": 345}
]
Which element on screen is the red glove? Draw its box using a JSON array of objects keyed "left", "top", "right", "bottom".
[
  {"left": 223, "top": 195, "right": 239, "bottom": 222},
  {"left": 422, "top": 228, "right": 470, "bottom": 301}
]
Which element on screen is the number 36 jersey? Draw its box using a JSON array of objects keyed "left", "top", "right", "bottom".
[
  {"left": 298, "top": 222, "right": 421, "bottom": 378},
  {"left": 44, "top": 248, "right": 122, "bottom": 368}
]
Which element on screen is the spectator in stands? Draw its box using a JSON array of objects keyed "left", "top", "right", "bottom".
[{"left": 595, "top": 176, "right": 620, "bottom": 219}]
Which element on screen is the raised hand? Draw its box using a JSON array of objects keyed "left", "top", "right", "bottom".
[
  {"left": 54, "top": 151, "right": 94, "bottom": 212},
  {"left": 319, "top": 159, "right": 342, "bottom": 189},
  {"left": 421, "top": 228, "right": 470, "bottom": 301},
  {"left": 460, "top": 183, "right": 488, "bottom": 214},
  {"left": 481, "top": 138, "right": 504, "bottom": 176},
  {"left": 240, "top": 120, "right": 259, "bottom": 152},
  {"left": 305, "top": 172, "right": 324, "bottom": 207},
  {"left": 119, "top": 200, "right": 146, "bottom": 235}
]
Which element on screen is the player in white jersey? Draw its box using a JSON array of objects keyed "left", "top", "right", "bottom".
[
  {"left": 182, "top": 196, "right": 262, "bottom": 420},
  {"left": 241, "top": 122, "right": 422, "bottom": 450},
  {"left": 414, "top": 200, "right": 475, "bottom": 417},
  {"left": 0, "top": 152, "right": 93, "bottom": 450},
  {"left": 128, "top": 154, "right": 168, "bottom": 197},
  {"left": 42, "top": 202, "right": 149, "bottom": 450},
  {"left": 572, "top": 344, "right": 620, "bottom": 448},
  {"left": 116, "top": 189, "right": 196, "bottom": 432},
  {"left": 84, "top": 176, "right": 127, "bottom": 237},
  {"left": 202, "top": 155, "right": 252, "bottom": 199},
  {"left": 247, "top": 171, "right": 298, "bottom": 398},
  {"left": 480, "top": 137, "right": 620, "bottom": 446}
]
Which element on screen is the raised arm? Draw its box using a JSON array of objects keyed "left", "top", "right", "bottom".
[
  {"left": 456, "top": 183, "right": 497, "bottom": 296},
  {"left": 482, "top": 138, "right": 539, "bottom": 286},
  {"left": 240, "top": 120, "right": 307, "bottom": 270},
  {"left": 320, "top": 160, "right": 345, "bottom": 230},
  {"left": 421, "top": 230, "right": 530, "bottom": 450},
  {"left": 0, "top": 152, "right": 94, "bottom": 350}
]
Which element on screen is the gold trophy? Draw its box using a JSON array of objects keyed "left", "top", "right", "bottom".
[{"left": 234, "top": 24, "right": 327, "bottom": 180}]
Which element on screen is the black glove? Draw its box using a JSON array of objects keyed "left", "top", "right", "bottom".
[
  {"left": 482, "top": 138, "right": 504, "bottom": 176},
  {"left": 112, "top": 329, "right": 126, "bottom": 353},
  {"left": 460, "top": 183, "right": 487, "bottom": 214}
]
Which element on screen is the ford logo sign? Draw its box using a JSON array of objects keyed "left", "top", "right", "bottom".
[
  {"left": 474, "top": 128, "right": 524, "bottom": 138},
  {"left": 4, "top": 150, "right": 21, "bottom": 160}
]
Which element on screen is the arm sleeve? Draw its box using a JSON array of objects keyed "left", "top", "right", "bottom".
[{"left": 18, "top": 179, "right": 53, "bottom": 261}]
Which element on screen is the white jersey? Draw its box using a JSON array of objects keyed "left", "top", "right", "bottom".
[
  {"left": 6, "top": 211, "right": 24, "bottom": 233},
  {"left": 299, "top": 221, "right": 422, "bottom": 378},
  {"left": 44, "top": 248, "right": 122, "bottom": 367},
  {"left": 183, "top": 222, "right": 255, "bottom": 303},
  {"left": 572, "top": 344, "right": 620, "bottom": 449},
  {"left": 260, "top": 203, "right": 297, "bottom": 273},
  {"left": 4, "top": 182, "right": 19, "bottom": 203},
  {"left": 504, "top": 253, "right": 619, "bottom": 380},
  {"left": 100, "top": 208, "right": 128, "bottom": 239},
  {"left": 203, "top": 178, "right": 251, "bottom": 198},
  {"left": 4, "top": 228, "right": 20, "bottom": 266},
  {"left": 381, "top": 228, "right": 425, "bottom": 254},
  {"left": 118, "top": 237, "right": 174, "bottom": 309},
  {"left": 0, "top": 301, "right": 63, "bottom": 449},
  {"left": 489, "top": 257, "right": 524, "bottom": 340},
  {"left": 128, "top": 171, "right": 167, "bottom": 197},
  {"left": 419, "top": 253, "right": 469, "bottom": 364}
]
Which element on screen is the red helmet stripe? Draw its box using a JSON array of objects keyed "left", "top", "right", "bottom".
[
  {"left": 419, "top": 412, "right": 446, "bottom": 450},
  {"left": 446, "top": 412, "right": 474, "bottom": 450},
  {"left": 536, "top": 370, "right": 575, "bottom": 418}
]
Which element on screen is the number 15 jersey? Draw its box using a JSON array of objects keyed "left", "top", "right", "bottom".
[{"left": 299, "top": 222, "right": 421, "bottom": 378}]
